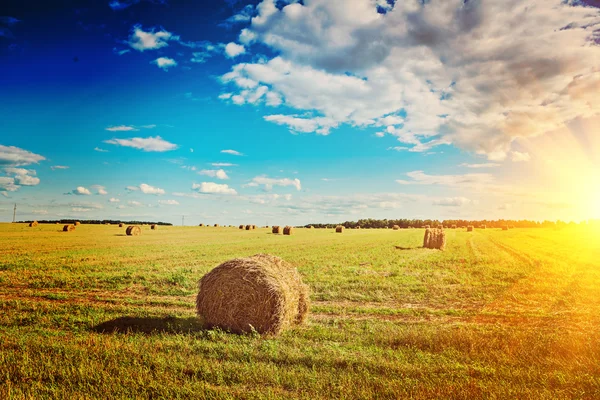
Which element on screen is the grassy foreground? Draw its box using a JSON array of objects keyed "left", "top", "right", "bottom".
[{"left": 0, "top": 223, "right": 599, "bottom": 399}]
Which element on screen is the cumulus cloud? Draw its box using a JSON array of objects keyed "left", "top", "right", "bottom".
[
  {"left": 127, "top": 24, "right": 178, "bottom": 51},
  {"left": 72, "top": 186, "right": 91, "bottom": 195},
  {"left": 221, "top": 149, "right": 244, "bottom": 156},
  {"left": 109, "top": 197, "right": 120, "bottom": 203},
  {"left": 0, "top": 145, "right": 45, "bottom": 167},
  {"left": 225, "top": 42, "right": 246, "bottom": 58},
  {"left": 104, "top": 136, "right": 178, "bottom": 152},
  {"left": 192, "top": 182, "right": 238, "bottom": 195},
  {"left": 248, "top": 176, "right": 302, "bottom": 191},
  {"left": 91, "top": 185, "right": 108, "bottom": 195},
  {"left": 221, "top": 0, "right": 600, "bottom": 159},
  {"left": 139, "top": 183, "right": 165, "bottom": 195},
  {"left": 15, "top": 175, "right": 40, "bottom": 186},
  {"left": 198, "top": 169, "right": 229, "bottom": 180},
  {"left": 151, "top": 57, "right": 177, "bottom": 71},
  {"left": 158, "top": 199, "right": 179, "bottom": 205}
]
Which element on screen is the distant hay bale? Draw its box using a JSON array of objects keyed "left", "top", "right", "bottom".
[
  {"left": 199, "top": 224, "right": 204, "bottom": 227},
  {"left": 151, "top": 224, "right": 157, "bottom": 230},
  {"left": 502, "top": 226, "right": 509, "bottom": 231},
  {"left": 308, "top": 225, "right": 314, "bottom": 229},
  {"left": 29, "top": 221, "right": 38, "bottom": 227},
  {"left": 283, "top": 226, "right": 293, "bottom": 235},
  {"left": 63, "top": 224, "right": 75, "bottom": 232},
  {"left": 467, "top": 226, "right": 474, "bottom": 232},
  {"left": 355, "top": 226, "right": 361, "bottom": 230},
  {"left": 336, "top": 226, "right": 344, "bottom": 233},
  {"left": 75, "top": 222, "right": 81, "bottom": 226},
  {"left": 481, "top": 225, "right": 486, "bottom": 229},
  {"left": 126, "top": 226, "right": 142, "bottom": 236},
  {"left": 196, "top": 254, "right": 309, "bottom": 335},
  {"left": 392, "top": 225, "right": 400, "bottom": 230},
  {"left": 272, "top": 226, "right": 282, "bottom": 234},
  {"left": 437, "top": 225, "right": 444, "bottom": 229},
  {"left": 408, "top": 226, "right": 413, "bottom": 229},
  {"left": 239, "top": 225, "right": 244, "bottom": 230},
  {"left": 214, "top": 224, "right": 220, "bottom": 227},
  {"left": 246, "top": 225, "right": 252, "bottom": 230},
  {"left": 424, "top": 225, "right": 430, "bottom": 229},
  {"left": 423, "top": 228, "right": 446, "bottom": 250},
  {"left": 252, "top": 225, "right": 257, "bottom": 230},
  {"left": 451, "top": 225, "right": 457, "bottom": 229},
  {"left": 119, "top": 223, "right": 124, "bottom": 228}
]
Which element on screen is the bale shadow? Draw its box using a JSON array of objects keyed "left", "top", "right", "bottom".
[
  {"left": 92, "top": 316, "right": 204, "bottom": 335},
  {"left": 113, "top": 234, "right": 127, "bottom": 237},
  {"left": 394, "top": 246, "right": 420, "bottom": 250}
]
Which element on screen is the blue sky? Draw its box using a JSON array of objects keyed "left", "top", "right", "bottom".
[{"left": 1, "top": 0, "right": 599, "bottom": 225}]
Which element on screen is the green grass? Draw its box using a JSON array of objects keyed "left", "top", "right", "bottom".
[{"left": 0, "top": 223, "right": 599, "bottom": 399}]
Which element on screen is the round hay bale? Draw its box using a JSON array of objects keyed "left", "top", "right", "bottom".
[
  {"left": 126, "top": 226, "right": 141, "bottom": 236},
  {"left": 199, "top": 224, "right": 204, "bottom": 227},
  {"left": 63, "top": 224, "right": 75, "bottom": 232},
  {"left": 272, "top": 226, "right": 282, "bottom": 234},
  {"left": 308, "top": 225, "right": 314, "bottom": 229},
  {"left": 423, "top": 228, "right": 446, "bottom": 250},
  {"left": 467, "top": 226, "right": 474, "bottom": 232},
  {"left": 451, "top": 225, "right": 457, "bottom": 229},
  {"left": 245, "top": 224, "right": 252, "bottom": 230},
  {"left": 252, "top": 225, "right": 257, "bottom": 230},
  {"left": 119, "top": 223, "right": 124, "bottom": 228},
  {"left": 335, "top": 226, "right": 344, "bottom": 233},
  {"left": 151, "top": 224, "right": 157, "bottom": 230},
  {"left": 239, "top": 225, "right": 244, "bottom": 229},
  {"left": 392, "top": 225, "right": 400, "bottom": 230},
  {"left": 283, "top": 226, "right": 293, "bottom": 235},
  {"left": 502, "top": 226, "right": 509, "bottom": 231},
  {"left": 196, "top": 254, "right": 309, "bottom": 335},
  {"left": 480, "top": 225, "right": 486, "bottom": 229},
  {"left": 214, "top": 224, "right": 220, "bottom": 227},
  {"left": 355, "top": 226, "right": 361, "bottom": 230},
  {"left": 29, "top": 221, "right": 38, "bottom": 227},
  {"left": 75, "top": 221, "right": 81, "bottom": 226}
]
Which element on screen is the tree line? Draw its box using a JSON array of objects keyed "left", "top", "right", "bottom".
[
  {"left": 303, "top": 218, "right": 598, "bottom": 229},
  {"left": 18, "top": 219, "right": 173, "bottom": 226}
]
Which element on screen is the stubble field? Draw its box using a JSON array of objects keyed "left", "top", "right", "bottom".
[{"left": 0, "top": 223, "right": 599, "bottom": 399}]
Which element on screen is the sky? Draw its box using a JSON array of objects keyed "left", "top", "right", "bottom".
[{"left": 1, "top": 0, "right": 599, "bottom": 225}]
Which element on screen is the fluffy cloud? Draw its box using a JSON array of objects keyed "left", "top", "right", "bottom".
[
  {"left": 247, "top": 176, "right": 301, "bottom": 191},
  {"left": 198, "top": 169, "right": 229, "bottom": 180},
  {"left": 432, "top": 197, "right": 475, "bottom": 207},
  {"left": 151, "top": 57, "right": 177, "bottom": 71},
  {"left": 158, "top": 199, "right": 180, "bottom": 205},
  {"left": 15, "top": 175, "right": 40, "bottom": 186},
  {"left": 396, "top": 171, "right": 493, "bottom": 187},
  {"left": 104, "top": 136, "right": 178, "bottom": 152},
  {"left": 0, "top": 177, "right": 18, "bottom": 192},
  {"left": 128, "top": 200, "right": 142, "bottom": 207},
  {"left": 221, "top": 149, "right": 244, "bottom": 156},
  {"left": 192, "top": 182, "right": 238, "bottom": 195},
  {"left": 127, "top": 24, "right": 178, "bottom": 51},
  {"left": 109, "top": 197, "right": 120, "bottom": 203},
  {"left": 225, "top": 42, "right": 246, "bottom": 58},
  {"left": 139, "top": 183, "right": 165, "bottom": 195},
  {"left": 0, "top": 145, "right": 45, "bottom": 166},
  {"left": 222, "top": 0, "right": 600, "bottom": 159},
  {"left": 106, "top": 125, "right": 138, "bottom": 132},
  {"left": 91, "top": 185, "right": 108, "bottom": 195},
  {"left": 72, "top": 186, "right": 91, "bottom": 195}
]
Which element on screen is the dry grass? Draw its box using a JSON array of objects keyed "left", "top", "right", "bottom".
[{"left": 196, "top": 254, "right": 309, "bottom": 335}]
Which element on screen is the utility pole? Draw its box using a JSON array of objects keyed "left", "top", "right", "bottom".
[
  {"left": 12, "top": 204, "right": 16, "bottom": 223},
  {"left": 182, "top": 215, "right": 185, "bottom": 226}
]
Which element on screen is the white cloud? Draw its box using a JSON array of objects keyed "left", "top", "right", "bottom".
[
  {"left": 51, "top": 165, "right": 69, "bottom": 170},
  {"left": 0, "top": 145, "right": 45, "bottom": 167},
  {"left": 0, "top": 177, "right": 18, "bottom": 192},
  {"left": 198, "top": 169, "right": 229, "bottom": 180},
  {"left": 224, "top": 42, "right": 246, "bottom": 58},
  {"left": 511, "top": 151, "right": 531, "bottom": 162},
  {"left": 91, "top": 185, "right": 108, "bottom": 195},
  {"left": 94, "top": 147, "right": 109, "bottom": 152},
  {"left": 104, "top": 136, "right": 177, "bottom": 152},
  {"left": 248, "top": 176, "right": 302, "bottom": 191},
  {"left": 211, "top": 162, "right": 237, "bottom": 167},
  {"left": 396, "top": 171, "right": 493, "bottom": 187},
  {"left": 225, "top": 4, "right": 255, "bottom": 25},
  {"left": 222, "top": 0, "right": 600, "bottom": 159},
  {"left": 126, "top": 185, "right": 139, "bottom": 191},
  {"left": 106, "top": 125, "right": 138, "bottom": 132},
  {"left": 192, "top": 182, "right": 238, "bottom": 195},
  {"left": 72, "top": 186, "right": 91, "bottom": 196},
  {"left": 158, "top": 199, "right": 180, "bottom": 205},
  {"left": 127, "top": 24, "right": 178, "bottom": 52},
  {"left": 128, "top": 200, "right": 142, "bottom": 207},
  {"left": 109, "top": 197, "right": 120, "bottom": 203},
  {"left": 221, "top": 149, "right": 244, "bottom": 156},
  {"left": 15, "top": 175, "right": 40, "bottom": 186},
  {"left": 151, "top": 57, "right": 177, "bottom": 71},
  {"left": 139, "top": 183, "right": 165, "bottom": 195},
  {"left": 460, "top": 163, "right": 501, "bottom": 169},
  {"left": 432, "top": 197, "right": 475, "bottom": 207},
  {"left": 31, "top": 209, "right": 48, "bottom": 215}
]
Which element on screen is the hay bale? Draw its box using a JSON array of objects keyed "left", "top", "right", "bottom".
[
  {"left": 283, "top": 226, "right": 293, "bottom": 235},
  {"left": 451, "top": 225, "right": 457, "bottom": 229},
  {"left": 245, "top": 224, "right": 252, "bottom": 230},
  {"left": 151, "top": 224, "right": 157, "bottom": 230},
  {"left": 272, "top": 226, "right": 282, "bottom": 234},
  {"left": 252, "top": 225, "right": 257, "bottom": 230},
  {"left": 424, "top": 225, "right": 430, "bottom": 229},
  {"left": 119, "top": 223, "right": 124, "bottom": 228},
  {"left": 423, "top": 228, "right": 446, "bottom": 250},
  {"left": 239, "top": 225, "right": 244, "bottom": 229},
  {"left": 214, "top": 224, "right": 220, "bottom": 227},
  {"left": 199, "top": 224, "right": 204, "bottom": 227},
  {"left": 355, "top": 226, "right": 361, "bottom": 230},
  {"left": 196, "top": 254, "right": 309, "bottom": 335},
  {"left": 126, "top": 226, "right": 141, "bottom": 236},
  {"left": 481, "top": 225, "right": 486, "bottom": 229},
  {"left": 335, "top": 226, "right": 344, "bottom": 233},
  {"left": 502, "top": 226, "right": 509, "bottom": 231},
  {"left": 467, "top": 226, "right": 474, "bottom": 232},
  {"left": 75, "top": 221, "right": 81, "bottom": 226},
  {"left": 392, "top": 225, "right": 400, "bottom": 230},
  {"left": 29, "top": 221, "right": 38, "bottom": 227},
  {"left": 63, "top": 224, "right": 75, "bottom": 232},
  {"left": 308, "top": 225, "right": 314, "bottom": 229}
]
